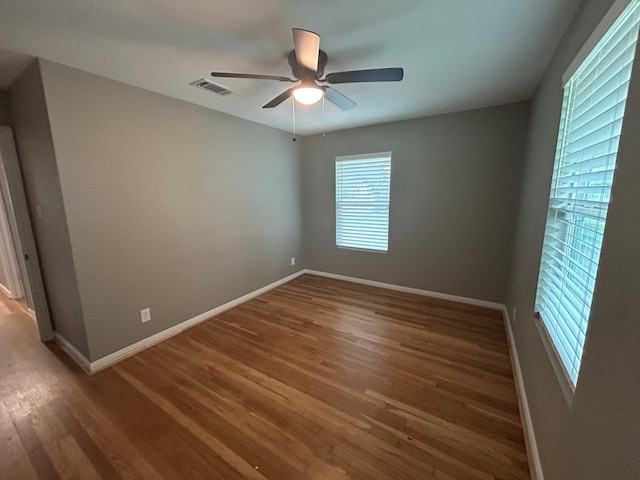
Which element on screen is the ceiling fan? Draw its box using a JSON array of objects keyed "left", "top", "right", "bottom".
[{"left": 210, "top": 28, "right": 404, "bottom": 111}]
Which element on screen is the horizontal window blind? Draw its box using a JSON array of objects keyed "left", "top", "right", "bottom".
[
  {"left": 336, "top": 153, "right": 391, "bottom": 252},
  {"left": 535, "top": 0, "right": 640, "bottom": 386}
]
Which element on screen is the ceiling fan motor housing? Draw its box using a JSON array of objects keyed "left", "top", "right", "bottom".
[{"left": 288, "top": 50, "right": 328, "bottom": 80}]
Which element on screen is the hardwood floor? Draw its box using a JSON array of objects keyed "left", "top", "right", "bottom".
[{"left": 0, "top": 274, "right": 530, "bottom": 479}]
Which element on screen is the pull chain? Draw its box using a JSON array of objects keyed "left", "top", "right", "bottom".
[
  {"left": 292, "top": 99, "right": 297, "bottom": 142},
  {"left": 322, "top": 95, "right": 326, "bottom": 140}
]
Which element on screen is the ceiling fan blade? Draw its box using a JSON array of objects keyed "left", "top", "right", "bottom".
[
  {"left": 324, "top": 67, "right": 404, "bottom": 84},
  {"left": 323, "top": 87, "right": 357, "bottom": 110},
  {"left": 210, "top": 72, "right": 295, "bottom": 82},
  {"left": 292, "top": 28, "right": 320, "bottom": 73},
  {"left": 262, "top": 87, "right": 297, "bottom": 108}
]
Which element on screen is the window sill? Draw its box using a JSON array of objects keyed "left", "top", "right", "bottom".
[
  {"left": 336, "top": 245, "right": 388, "bottom": 254},
  {"left": 532, "top": 313, "right": 576, "bottom": 409}
]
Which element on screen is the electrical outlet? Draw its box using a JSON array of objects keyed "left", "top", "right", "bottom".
[
  {"left": 140, "top": 307, "right": 151, "bottom": 323},
  {"left": 290, "top": 256, "right": 296, "bottom": 266},
  {"left": 512, "top": 307, "right": 517, "bottom": 323}
]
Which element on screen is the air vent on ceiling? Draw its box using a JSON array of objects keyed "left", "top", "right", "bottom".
[{"left": 190, "top": 79, "right": 232, "bottom": 96}]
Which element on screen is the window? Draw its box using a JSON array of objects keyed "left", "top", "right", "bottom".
[
  {"left": 335, "top": 152, "right": 391, "bottom": 252},
  {"left": 535, "top": 0, "right": 640, "bottom": 387}
]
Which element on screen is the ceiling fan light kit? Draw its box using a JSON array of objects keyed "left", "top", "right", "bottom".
[
  {"left": 210, "top": 28, "right": 404, "bottom": 111},
  {"left": 293, "top": 86, "right": 324, "bottom": 105}
]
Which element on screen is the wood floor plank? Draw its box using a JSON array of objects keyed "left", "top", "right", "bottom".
[
  {"left": 0, "top": 274, "right": 530, "bottom": 479},
  {"left": 0, "top": 399, "right": 41, "bottom": 480}
]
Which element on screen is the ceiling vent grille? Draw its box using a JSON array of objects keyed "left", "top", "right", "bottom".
[{"left": 190, "top": 79, "right": 232, "bottom": 96}]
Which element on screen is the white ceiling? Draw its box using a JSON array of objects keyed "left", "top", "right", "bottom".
[{"left": 0, "top": 0, "right": 581, "bottom": 135}]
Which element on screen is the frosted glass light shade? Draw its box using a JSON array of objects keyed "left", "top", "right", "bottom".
[{"left": 293, "top": 87, "right": 323, "bottom": 105}]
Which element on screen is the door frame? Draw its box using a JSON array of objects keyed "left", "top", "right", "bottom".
[
  {"left": 0, "top": 184, "right": 24, "bottom": 299},
  {"left": 0, "top": 126, "right": 53, "bottom": 341}
]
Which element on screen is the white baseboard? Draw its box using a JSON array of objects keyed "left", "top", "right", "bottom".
[
  {"left": 304, "top": 269, "right": 505, "bottom": 311},
  {"left": 54, "top": 332, "right": 91, "bottom": 374},
  {"left": 309, "top": 269, "right": 542, "bottom": 477},
  {"left": 0, "top": 282, "right": 12, "bottom": 298},
  {"left": 53, "top": 266, "right": 541, "bottom": 477},
  {"left": 57, "top": 268, "right": 502, "bottom": 374},
  {"left": 86, "top": 269, "right": 306, "bottom": 374},
  {"left": 501, "top": 307, "right": 544, "bottom": 480}
]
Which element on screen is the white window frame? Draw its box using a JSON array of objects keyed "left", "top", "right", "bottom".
[
  {"left": 534, "top": 0, "right": 640, "bottom": 393},
  {"left": 335, "top": 152, "right": 392, "bottom": 253}
]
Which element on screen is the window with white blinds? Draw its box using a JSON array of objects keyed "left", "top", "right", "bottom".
[
  {"left": 535, "top": 0, "right": 640, "bottom": 387},
  {"left": 335, "top": 153, "right": 391, "bottom": 252}
]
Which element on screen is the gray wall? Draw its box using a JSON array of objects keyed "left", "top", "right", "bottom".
[
  {"left": 8, "top": 61, "right": 88, "bottom": 355},
  {"left": 300, "top": 102, "right": 530, "bottom": 304},
  {"left": 38, "top": 60, "right": 303, "bottom": 361},
  {"left": 506, "top": 0, "right": 640, "bottom": 478},
  {"left": 0, "top": 90, "right": 10, "bottom": 126}
]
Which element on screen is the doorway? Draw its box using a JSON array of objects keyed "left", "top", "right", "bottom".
[
  {"left": 0, "top": 178, "right": 24, "bottom": 301},
  {"left": 0, "top": 125, "right": 53, "bottom": 341}
]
